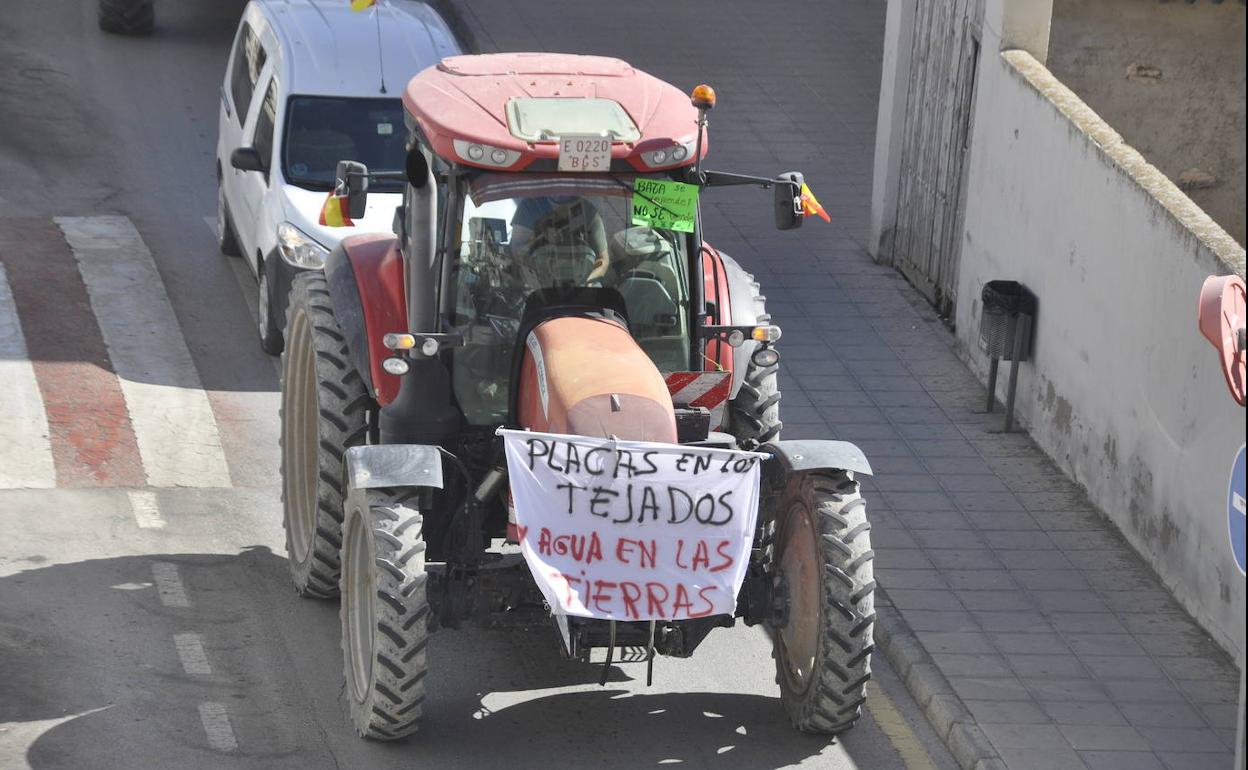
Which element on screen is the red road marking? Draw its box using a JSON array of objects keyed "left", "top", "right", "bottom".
[{"left": 0, "top": 219, "right": 145, "bottom": 487}]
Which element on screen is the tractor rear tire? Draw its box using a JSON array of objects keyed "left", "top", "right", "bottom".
[
  {"left": 98, "top": 0, "right": 154, "bottom": 35},
  {"left": 728, "top": 276, "right": 781, "bottom": 446},
  {"left": 341, "top": 488, "right": 430, "bottom": 740},
  {"left": 773, "top": 470, "right": 875, "bottom": 734},
  {"left": 280, "top": 272, "right": 370, "bottom": 598}
]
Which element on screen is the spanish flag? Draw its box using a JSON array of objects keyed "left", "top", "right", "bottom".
[
  {"left": 319, "top": 192, "right": 354, "bottom": 227},
  {"left": 800, "top": 183, "right": 831, "bottom": 223},
  {"left": 351, "top": 0, "right": 376, "bottom": 10}
]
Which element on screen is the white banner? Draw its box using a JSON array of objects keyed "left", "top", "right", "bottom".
[{"left": 500, "top": 429, "right": 764, "bottom": 621}]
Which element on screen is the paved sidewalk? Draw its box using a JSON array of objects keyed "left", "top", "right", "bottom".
[{"left": 446, "top": 2, "right": 1242, "bottom": 768}]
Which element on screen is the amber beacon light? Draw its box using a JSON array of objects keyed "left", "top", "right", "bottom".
[{"left": 691, "top": 84, "right": 717, "bottom": 111}]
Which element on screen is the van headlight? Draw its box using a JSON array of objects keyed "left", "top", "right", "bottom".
[{"left": 277, "top": 222, "right": 329, "bottom": 269}]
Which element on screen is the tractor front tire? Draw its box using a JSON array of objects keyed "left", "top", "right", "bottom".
[
  {"left": 280, "top": 272, "right": 370, "bottom": 598},
  {"left": 341, "top": 488, "right": 430, "bottom": 740},
  {"left": 728, "top": 276, "right": 781, "bottom": 446},
  {"left": 773, "top": 470, "right": 875, "bottom": 734},
  {"left": 98, "top": 0, "right": 154, "bottom": 35}
]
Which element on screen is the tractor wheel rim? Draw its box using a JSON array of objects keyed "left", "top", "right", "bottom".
[
  {"left": 257, "top": 266, "right": 270, "bottom": 340},
  {"left": 287, "top": 311, "right": 316, "bottom": 562},
  {"left": 778, "top": 501, "right": 820, "bottom": 694},
  {"left": 345, "top": 511, "right": 374, "bottom": 703}
]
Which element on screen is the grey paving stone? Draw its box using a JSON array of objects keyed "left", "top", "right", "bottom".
[
  {"left": 1138, "top": 727, "right": 1226, "bottom": 754},
  {"left": 873, "top": 528, "right": 920, "bottom": 549},
  {"left": 1034, "top": 511, "right": 1113, "bottom": 531},
  {"left": 1102, "top": 680, "right": 1188, "bottom": 704},
  {"left": 914, "top": 529, "right": 989, "bottom": 549},
  {"left": 1118, "top": 612, "right": 1199, "bottom": 638},
  {"left": 1118, "top": 702, "right": 1207, "bottom": 729},
  {"left": 917, "top": 630, "right": 996, "bottom": 654},
  {"left": 1041, "top": 701, "right": 1129, "bottom": 726},
  {"left": 1030, "top": 590, "right": 1110, "bottom": 613},
  {"left": 1174, "top": 678, "right": 1239, "bottom": 705},
  {"left": 1079, "top": 750, "right": 1165, "bottom": 770},
  {"left": 1048, "top": 613, "right": 1129, "bottom": 635},
  {"left": 928, "top": 548, "right": 1003, "bottom": 569},
  {"left": 911, "top": 439, "right": 980, "bottom": 457},
  {"left": 932, "top": 653, "right": 1015, "bottom": 678},
  {"left": 1155, "top": 655, "right": 1236, "bottom": 682},
  {"left": 901, "top": 609, "right": 979, "bottom": 632},
  {"left": 996, "top": 747, "right": 1090, "bottom": 770},
  {"left": 1157, "top": 752, "right": 1235, "bottom": 770},
  {"left": 1081, "top": 656, "right": 1169, "bottom": 681},
  {"left": 1102, "top": 590, "right": 1179, "bottom": 614},
  {"left": 923, "top": 457, "right": 997, "bottom": 475},
  {"left": 953, "top": 491, "right": 1027, "bottom": 512},
  {"left": 1024, "top": 678, "right": 1111, "bottom": 703},
  {"left": 965, "top": 511, "right": 1042, "bottom": 531},
  {"left": 1006, "top": 654, "right": 1089, "bottom": 678},
  {"left": 1015, "top": 490, "right": 1096, "bottom": 511},
  {"left": 884, "top": 490, "right": 959, "bottom": 511},
  {"left": 1048, "top": 530, "right": 1123, "bottom": 551},
  {"left": 983, "top": 723, "right": 1072, "bottom": 750},
  {"left": 897, "top": 510, "right": 975, "bottom": 530},
  {"left": 974, "top": 611, "right": 1053, "bottom": 633},
  {"left": 876, "top": 567, "right": 947, "bottom": 589},
  {"left": 943, "top": 569, "right": 1019, "bottom": 590},
  {"left": 1064, "top": 634, "right": 1147, "bottom": 657},
  {"left": 964, "top": 699, "right": 1052, "bottom": 725},
  {"left": 875, "top": 548, "right": 935, "bottom": 569},
  {"left": 940, "top": 474, "right": 1011, "bottom": 492},
  {"left": 990, "top": 632, "right": 1069, "bottom": 655},
  {"left": 1195, "top": 702, "right": 1240, "bottom": 730},
  {"left": 1011, "top": 569, "right": 1091, "bottom": 591},
  {"left": 1134, "top": 633, "right": 1224, "bottom": 659},
  {"left": 950, "top": 676, "right": 1033, "bottom": 701},
  {"left": 1058, "top": 724, "right": 1151, "bottom": 751},
  {"left": 872, "top": 473, "right": 945, "bottom": 492},
  {"left": 995, "top": 549, "right": 1075, "bottom": 570},
  {"left": 957, "top": 590, "right": 1037, "bottom": 612},
  {"left": 888, "top": 589, "right": 965, "bottom": 611},
  {"left": 983, "top": 531, "right": 1058, "bottom": 550}
]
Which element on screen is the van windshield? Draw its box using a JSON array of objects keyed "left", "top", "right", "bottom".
[{"left": 282, "top": 96, "right": 405, "bottom": 192}]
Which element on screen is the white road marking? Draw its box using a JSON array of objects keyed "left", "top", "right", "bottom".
[
  {"left": 174, "top": 633, "right": 212, "bottom": 675},
  {"left": 127, "top": 489, "right": 166, "bottom": 529},
  {"left": 0, "top": 264, "right": 56, "bottom": 489},
  {"left": 198, "top": 702, "right": 238, "bottom": 752},
  {"left": 56, "top": 216, "right": 232, "bottom": 488},
  {"left": 151, "top": 561, "right": 190, "bottom": 608}
]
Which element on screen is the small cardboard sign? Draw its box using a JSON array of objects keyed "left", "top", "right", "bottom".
[
  {"left": 631, "top": 178, "right": 698, "bottom": 234},
  {"left": 500, "top": 429, "right": 763, "bottom": 621}
]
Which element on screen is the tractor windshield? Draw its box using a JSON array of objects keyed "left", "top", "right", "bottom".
[{"left": 448, "top": 172, "right": 694, "bottom": 424}]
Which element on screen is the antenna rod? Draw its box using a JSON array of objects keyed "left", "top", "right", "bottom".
[{"left": 374, "top": 2, "right": 387, "bottom": 94}]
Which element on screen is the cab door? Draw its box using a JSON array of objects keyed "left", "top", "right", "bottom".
[{"left": 234, "top": 71, "right": 278, "bottom": 268}]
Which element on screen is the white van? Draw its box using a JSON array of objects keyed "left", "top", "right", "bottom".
[{"left": 215, "top": 0, "right": 459, "bottom": 353}]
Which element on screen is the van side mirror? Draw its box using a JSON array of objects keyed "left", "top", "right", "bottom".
[
  {"left": 230, "top": 147, "right": 266, "bottom": 173},
  {"left": 774, "top": 171, "right": 804, "bottom": 231},
  {"left": 335, "top": 160, "right": 369, "bottom": 219}
]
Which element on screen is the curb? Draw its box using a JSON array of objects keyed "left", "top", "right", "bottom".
[{"left": 873, "top": 600, "right": 1004, "bottom": 770}]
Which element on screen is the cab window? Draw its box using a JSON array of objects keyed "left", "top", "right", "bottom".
[
  {"left": 229, "top": 22, "right": 267, "bottom": 123},
  {"left": 251, "top": 79, "right": 278, "bottom": 179}
]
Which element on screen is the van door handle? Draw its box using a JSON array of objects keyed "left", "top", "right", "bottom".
[{"left": 220, "top": 85, "right": 232, "bottom": 119}]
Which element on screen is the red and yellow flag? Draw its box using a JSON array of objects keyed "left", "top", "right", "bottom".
[
  {"left": 350, "top": 0, "right": 376, "bottom": 11},
  {"left": 800, "top": 183, "right": 831, "bottom": 223},
  {"left": 319, "top": 192, "right": 354, "bottom": 227}
]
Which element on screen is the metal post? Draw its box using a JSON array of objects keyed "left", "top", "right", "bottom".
[
  {"left": 986, "top": 357, "right": 999, "bottom": 412},
  {"left": 1236, "top": 654, "right": 1245, "bottom": 770},
  {"left": 1003, "top": 315, "right": 1030, "bottom": 432}
]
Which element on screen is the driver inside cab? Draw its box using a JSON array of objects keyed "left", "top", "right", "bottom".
[{"left": 509, "top": 195, "right": 611, "bottom": 286}]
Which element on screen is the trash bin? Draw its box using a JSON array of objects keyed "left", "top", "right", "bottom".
[{"left": 979, "top": 280, "right": 1037, "bottom": 361}]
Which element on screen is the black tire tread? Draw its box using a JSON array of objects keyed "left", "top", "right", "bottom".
[
  {"left": 728, "top": 277, "right": 782, "bottom": 445},
  {"left": 342, "top": 489, "right": 430, "bottom": 740},
  {"left": 775, "top": 471, "right": 875, "bottom": 735},
  {"left": 280, "top": 272, "right": 370, "bottom": 598}
]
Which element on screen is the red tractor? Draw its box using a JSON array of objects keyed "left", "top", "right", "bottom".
[{"left": 279, "top": 53, "right": 875, "bottom": 741}]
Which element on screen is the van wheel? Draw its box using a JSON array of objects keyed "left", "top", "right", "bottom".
[
  {"left": 217, "top": 183, "right": 241, "bottom": 257},
  {"left": 258, "top": 255, "right": 284, "bottom": 355},
  {"left": 98, "top": 0, "right": 154, "bottom": 35}
]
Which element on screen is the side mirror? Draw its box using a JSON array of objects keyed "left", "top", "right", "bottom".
[
  {"left": 335, "top": 160, "right": 369, "bottom": 219},
  {"left": 230, "top": 147, "right": 266, "bottom": 173},
  {"left": 774, "top": 171, "right": 804, "bottom": 231}
]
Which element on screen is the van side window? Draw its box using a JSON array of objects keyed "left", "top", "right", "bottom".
[
  {"left": 229, "top": 22, "right": 267, "bottom": 122},
  {"left": 252, "top": 78, "right": 278, "bottom": 178}
]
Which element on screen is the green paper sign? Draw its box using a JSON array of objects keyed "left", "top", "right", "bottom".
[{"left": 631, "top": 178, "right": 698, "bottom": 234}]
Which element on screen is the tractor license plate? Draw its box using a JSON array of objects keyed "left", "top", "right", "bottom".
[{"left": 558, "top": 135, "right": 612, "bottom": 172}]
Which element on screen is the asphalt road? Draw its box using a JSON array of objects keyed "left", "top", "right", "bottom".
[{"left": 0, "top": 1, "right": 958, "bottom": 768}]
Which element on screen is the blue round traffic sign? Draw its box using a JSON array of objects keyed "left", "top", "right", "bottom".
[{"left": 1230, "top": 445, "right": 1246, "bottom": 577}]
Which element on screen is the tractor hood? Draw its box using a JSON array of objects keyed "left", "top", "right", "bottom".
[{"left": 516, "top": 315, "right": 676, "bottom": 443}]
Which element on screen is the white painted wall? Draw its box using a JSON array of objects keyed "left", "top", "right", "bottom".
[
  {"left": 868, "top": 0, "right": 916, "bottom": 264},
  {"left": 955, "top": 48, "right": 1247, "bottom": 657}
]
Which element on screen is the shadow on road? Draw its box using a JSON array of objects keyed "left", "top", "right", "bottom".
[{"left": 0, "top": 547, "right": 834, "bottom": 769}]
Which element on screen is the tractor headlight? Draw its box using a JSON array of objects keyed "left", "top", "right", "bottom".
[
  {"left": 277, "top": 222, "right": 330, "bottom": 269},
  {"left": 641, "top": 141, "right": 696, "bottom": 168},
  {"left": 453, "top": 139, "right": 520, "bottom": 168}
]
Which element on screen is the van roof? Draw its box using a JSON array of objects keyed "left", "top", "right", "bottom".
[{"left": 255, "top": 0, "right": 460, "bottom": 98}]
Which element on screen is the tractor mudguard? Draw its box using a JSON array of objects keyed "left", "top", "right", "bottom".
[
  {"left": 323, "top": 234, "right": 407, "bottom": 405},
  {"left": 343, "top": 445, "right": 444, "bottom": 508},
  {"left": 763, "top": 439, "right": 874, "bottom": 478}
]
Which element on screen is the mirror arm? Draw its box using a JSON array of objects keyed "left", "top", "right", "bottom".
[{"left": 697, "top": 169, "right": 778, "bottom": 189}]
